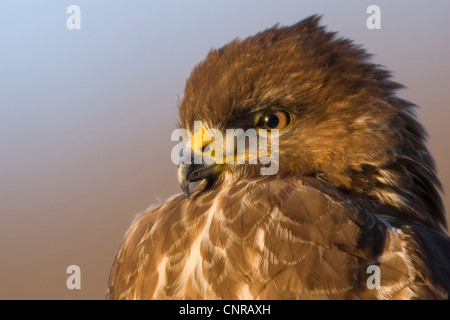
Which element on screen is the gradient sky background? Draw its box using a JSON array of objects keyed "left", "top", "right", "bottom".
[{"left": 0, "top": 0, "right": 449, "bottom": 299}]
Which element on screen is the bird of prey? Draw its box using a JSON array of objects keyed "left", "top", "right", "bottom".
[{"left": 108, "top": 16, "right": 450, "bottom": 300}]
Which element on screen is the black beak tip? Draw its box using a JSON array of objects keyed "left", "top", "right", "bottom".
[
  {"left": 177, "top": 163, "right": 191, "bottom": 198},
  {"left": 182, "top": 184, "right": 190, "bottom": 199},
  {"left": 178, "top": 163, "right": 221, "bottom": 199}
]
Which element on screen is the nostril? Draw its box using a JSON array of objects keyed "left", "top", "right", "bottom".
[{"left": 201, "top": 136, "right": 215, "bottom": 152}]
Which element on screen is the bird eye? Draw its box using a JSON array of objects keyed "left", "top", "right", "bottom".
[{"left": 258, "top": 111, "right": 290, "bottom": 130}]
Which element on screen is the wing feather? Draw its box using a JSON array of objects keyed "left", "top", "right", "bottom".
[{"left": 108, "top": 177, "right": 449, "bottom": 299}]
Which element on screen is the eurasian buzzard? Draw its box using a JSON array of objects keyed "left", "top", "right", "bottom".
[{"left": 108, "top": 16, "right": 450, "bottom": 300}]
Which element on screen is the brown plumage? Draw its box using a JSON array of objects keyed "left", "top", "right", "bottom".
[{"left": 108, "top": 15, "right": 450, "bottom": 299}]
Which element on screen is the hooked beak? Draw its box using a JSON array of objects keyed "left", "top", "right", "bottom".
[
  {"left": 177, "top": 163, "right": 221, "bottom": 198},
  {"left": 177, "top": 124, "right": 224, "bottom": 198}
]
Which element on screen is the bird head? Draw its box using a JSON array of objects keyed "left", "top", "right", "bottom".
[{"left": 176, "top": 15, "right": 445, "bottom": 230}]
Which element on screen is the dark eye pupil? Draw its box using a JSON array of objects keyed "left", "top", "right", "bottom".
[{"left": 264, "top": 113, "right": 279, "bottom": 128}]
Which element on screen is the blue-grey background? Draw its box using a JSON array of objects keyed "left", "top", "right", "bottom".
[{"left": 0, "top": 1, "right": 449, "bottom": 299}]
